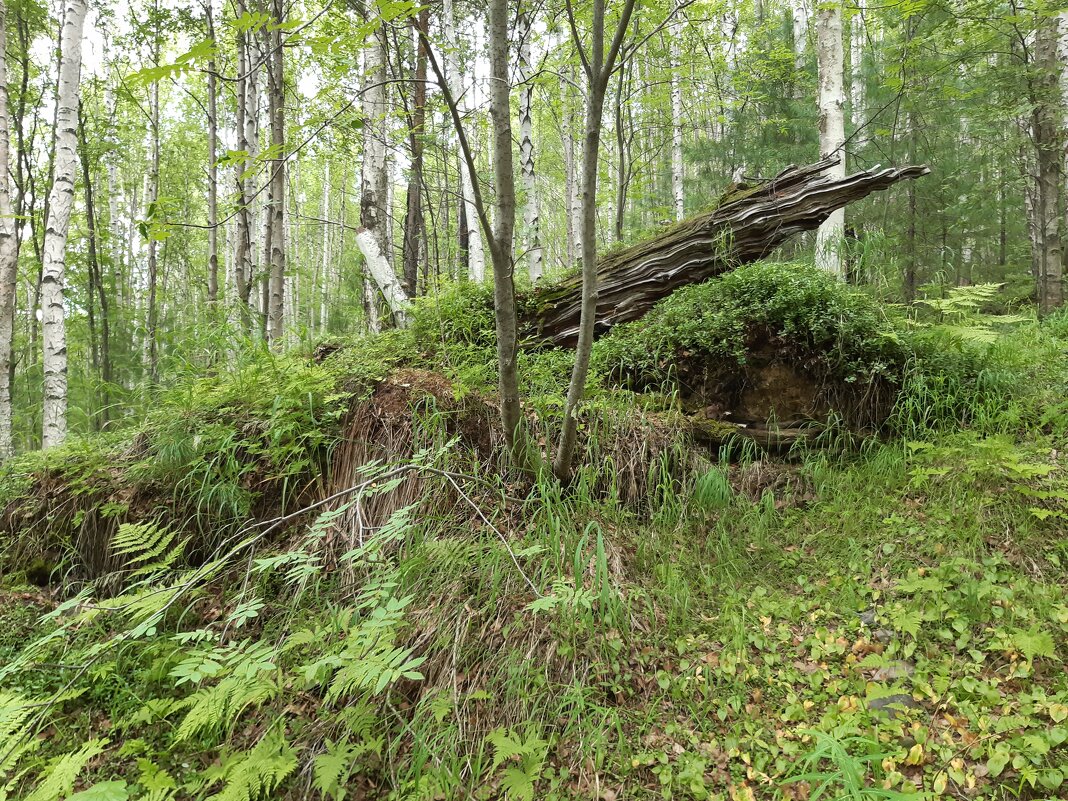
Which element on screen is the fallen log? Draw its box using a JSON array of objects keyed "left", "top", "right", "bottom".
[{"left": 527, "top": 158, "right": 930, "bottom": 346}]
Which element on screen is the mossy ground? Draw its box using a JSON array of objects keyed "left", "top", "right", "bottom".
[{"left": 0, "top": 265, "right": 1066, "bottom": 801}]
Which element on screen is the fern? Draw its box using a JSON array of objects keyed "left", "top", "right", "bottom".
[
  {"left": 0, "top": 692, "right": 40, "bottom": 800},
  {"left": 66, "top": 780, "right": 130, "bottom": 801},
  {"left": 174, "top": 675, "right": 277, "bottom": 742},
  {"left": 312, "top": 739, "right": 368, "bottom": 801},
  {"left": 135, "top": 758, "right": 177, "bottom": 801},
  {"left": 110, "top": 521, "right": 186, "bottom": 577},
  {"left": 202, "top": 729, "right": 297, "bottom": 801},
  {"left": 485, "top": 728, "right": 548, "bottom": 801},
  {"left": 23, "top": 739, "right": 107, "bottom": 801}
]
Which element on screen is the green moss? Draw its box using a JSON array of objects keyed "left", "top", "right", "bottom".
[{"left": 593, "top": 260, "right": 909, "bottom": 387}]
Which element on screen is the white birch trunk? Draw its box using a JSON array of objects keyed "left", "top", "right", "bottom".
[
  {"left": 143, "top": 58, "right": 160, "bottom": 379},
  {"left": 1059, "top": 12, "right": 1068, "bottom": 208},
  {"left": 0, "top": 3, "right": 19, "bottom": 457},
  {"left": 562, "top": 68, "right": 576, "bottom": 268},
  {"left": 355, "top": 230, "right": 408, "bottom": 326},
  {"left": 670, "top": 29, "right": 685, "bottom": 221},
  {"left": 443, "top": 0, "right": 484, "bottom": 282},
  {"left": 266, "top": 0, "right": 285, "bottom": 347},
  {"left": 41, "top": 0, "right": 87, "bottom": 448},
  {"left": 319, "top": 161, "right": 330, "bottom": 333},
  {"left": 206, "top": 0, "right": 220, "bottom": 307},
  {"left": 517, "top": 9, "right": 542, "bottom": 281},
  {"left": 567, "top": 64, "right": 582, "bottom": 265},
  {"left": 792, "top": 0, "right": 809, "bottom": 71},
  {"left": 360, "top": 29, "right": 401, "bottom": 330},
  {"left": 815, "top": 0, "right": 846, "bottom": 278}
]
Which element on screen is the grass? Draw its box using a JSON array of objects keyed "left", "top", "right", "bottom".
[{"left": 0, "top": 268, "right": 1066, "bottom": 800}]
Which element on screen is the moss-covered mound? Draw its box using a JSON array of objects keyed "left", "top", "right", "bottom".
[{"left": 592, "top": 262, "right": 909, "bottom": 430}]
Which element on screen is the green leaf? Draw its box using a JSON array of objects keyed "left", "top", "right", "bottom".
[
  {"left": 67, "top": 782, "right": 130, "bottom": 801},
  {"left": 986, "top": 750, "right": 1009, "bottom": 777},
  {"left": 1039, "top": 769, "right": 1064, "bottom": 791},
  {"left": 500, "top": 767, "right": 535, "bottom": 801},
  {"left": 1013, "top": 628, "right": 1056, "bottom": 662}
]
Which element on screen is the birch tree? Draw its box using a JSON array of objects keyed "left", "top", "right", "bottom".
[
  {"left": 233, "top": 0, "right": 257, "bottom": 328},
  {"left": 401, "top": 8, "right": 429, "bottom": 296},
  {"left": 143, "top": 0, "right": 161, "bottom": 380},
  {"left": 443, "top": 0, "right": 485, "bottom": 282},
  {"left": 670, "top": 25, "right": 685, "bottom": 221},
  {"left": 1030, "top": 14, "right": 1063, "bottom": 313},
  {"left": 358, "top": 26, "right": 399, "bottom": 329},
  {"left": 205, "top": 0, "right": 220, "bottom": 308},
  {"left": 0, "top": 2, "right": 19, "bottom": 458},
  {"left": 266, "top": 0, "right": 286, "bottom": 346},
  {"left": 849, "top": 1, "right": 865, "bottom": 149},
  {"left": 815, "top": 0, "right": 846, "bottom": 278},
  {"left": 517, "top": 6, "right": 543, "bottom": 280},
  {"left": 41, "top": 0, "right": 87, "bottom": 448}
]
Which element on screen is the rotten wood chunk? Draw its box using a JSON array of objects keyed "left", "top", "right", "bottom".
[{"left": 526, "top": 158, "right": 930, "bottom": 346}]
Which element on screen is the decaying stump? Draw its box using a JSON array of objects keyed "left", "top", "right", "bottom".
[{"left": 527, "top": 158, "right": 930, "bottom": 346}]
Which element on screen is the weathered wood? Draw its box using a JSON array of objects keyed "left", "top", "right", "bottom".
[{"left": 527, "top": 158, "right": 930, "bottom": 346}]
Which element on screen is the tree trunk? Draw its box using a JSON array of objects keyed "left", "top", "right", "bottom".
[
  {"left": 360, "top": 27, "right": 396, "bottom": 329},
  {"left": 530, "top": 159, "right": 928, "bottom": 346},
  {"left": 485, "top": 0, "right": 526, "bottom": 463},
  {"left": 554, "top": 0, "right": 639, "bottom": 481},
  {"left": 266, "top": 0, "right": 285, "bottom": 346},
  {"left": 0, "top": 2, "right": 19, "bottom": 458},
  {"left": 401, "top": 8, "right": 429, "bottom": 296},
  {"left": 78, "top": 103, "right": 111, "bottom": 426},
  {"left": 849, "top": 1, "right": 865, "bottom": 149},
  {"left": 443, "top": 0, "right": 485, "bottom": 282},
  {"left": 791, "top": 0, "right": 809, "bottom": 71},
  {"left": 1032, "top": 15, "right": 1064, "bottom": 314},
  {"left": 145, "top": 13, "right": 160, "bottom": 381},
  {"left": 562, "top": 70, "right": 577, "bottom": 267},
  {"left": 670, "top": 28, "right": 685, "bottom": 221},
  {"left": 517, "top": 7, "right": 543, "bottom": 281},
  {"left": 319, "top": 161, "right": 331, "bottom": 332},
  {"left": 205, "top": 0, "right": 220, "bottom": 308},
  {"left": 815, "top": 0, "right": 846, "bottom": 277},
  {"left": 234, "top": 0, "right": 258, "bottom": 328},
  {"left": 41, "top": 0, "right": 87, "bottom": 449}
]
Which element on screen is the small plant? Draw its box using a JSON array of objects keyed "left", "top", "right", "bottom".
[{"left": 783, "top": 729, "right": 924, "bottom": 801}]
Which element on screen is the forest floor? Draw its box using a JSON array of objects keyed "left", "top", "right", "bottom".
[{"left": 0, "top": 265, "right": 1066, "bottom": 801}]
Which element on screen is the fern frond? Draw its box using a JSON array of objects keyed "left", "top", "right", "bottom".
[
  {"left": 24, "top": 739, "right": 107, "bottom": 801},
  {"left": 111, "top": 522, "right": 184, "bottom": 570},
  {"left": 0, "top": 692, "right": 40, "bottom": 796},
  {"left": 174, "top": 676, "right": 277, "bottom": 742},
  {"left": 203, "top": 729, "right": 297, "bottom": 801}
]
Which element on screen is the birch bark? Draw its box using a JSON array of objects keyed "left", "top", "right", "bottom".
[
  {"left": 815, "top": 0, "right": 846, "bottom": 278},
  {"left": 266, "top": 0, "right": 285, "bottom": 346},
  {"left": 0, "top": 2, "right": 19, "bottom": 457},
  {"left": 669, "top": 27, "right": 684, "bottom": 221},
  {"left": 360, "top": 27, "right": 394, "bottom": 329},
  {"left": 41, "top": 0, "right": 87, "bottom": 448},
  {"left": 517, "top": 8, "right": 542, "bottom": 280}
]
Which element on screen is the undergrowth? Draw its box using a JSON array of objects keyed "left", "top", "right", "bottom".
[{"left": 0, "top": 266, "right": 1066, "bottom": 800}]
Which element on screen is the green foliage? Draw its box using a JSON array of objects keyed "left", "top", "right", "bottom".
[
  {"left": 200, "top": 728, "right": 296, "bottom": 801},
  {"left": 320, "top": 329, "right": 418, "bottom": 396},
  {"left": 595, "top": 261, "right": 909, "bottom": 387},
  {"left": 784, "top": 729, "right": 913, "bottom": 801}
]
